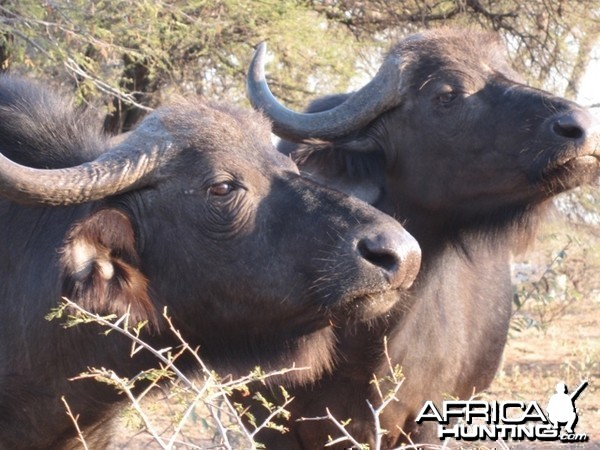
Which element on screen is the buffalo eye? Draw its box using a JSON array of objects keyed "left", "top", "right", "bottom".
[
  {"left": 208, "top": 182, "right": 234, "bottom": 196},
  {"left": 437, "top": 91, "right": 457, "bottom": 105}
]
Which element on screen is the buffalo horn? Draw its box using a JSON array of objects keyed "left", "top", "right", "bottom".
[
  {"left": 0, "top": 140, "right": 172, "bottom": 206},
  {"left": 247, "top": 42, "right": 403, "bottom": 141}
]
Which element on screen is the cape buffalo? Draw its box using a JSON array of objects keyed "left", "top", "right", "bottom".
[
  {"left": 247, "top": 28, "right": 600, "bottom": 448},
  {"left": 0, "top": 75, "right": 421, "bottom": 449}
]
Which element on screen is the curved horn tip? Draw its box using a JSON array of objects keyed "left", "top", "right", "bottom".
[
  {"left": 250, "top": 42, "right": 268, "bottom": 74},
  {"left": 256, "top": 41, "right": 267, "bottom": 54}
]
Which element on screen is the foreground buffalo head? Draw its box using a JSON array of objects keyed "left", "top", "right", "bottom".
[
  {"left": 248, "top": 28, "right": 600, "bottom": 229},
  {"left": 0, "top": 76, "right": 420, "bottom": 382},
  {"left": 0, "top": 76, "right": 420, "bottom": 447}
]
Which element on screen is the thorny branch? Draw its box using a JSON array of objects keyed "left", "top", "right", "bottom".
[{"left": 56, "top": 299, "right": 305, "bottom": 449}]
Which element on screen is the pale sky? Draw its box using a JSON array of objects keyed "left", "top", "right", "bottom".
[{"left": 577, "top": 41, "right": 600, "bottom": 110}]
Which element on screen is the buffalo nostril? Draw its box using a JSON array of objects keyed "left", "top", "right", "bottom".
[
  {"left": 552, "top": 115, "right": 585, "bottom": 140},
  {"left": 358, "top": 238, "right": 399, "bottom": 274},
  {"left": 357, "top": 233, "right": 421, "bottom": 289}
]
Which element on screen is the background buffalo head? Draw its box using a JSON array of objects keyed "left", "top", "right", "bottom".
[
  {"left": 245, "top": 28, "right": 599, "bottom": 448},
  {"left": 248, "top": 28, "right": 600, "bottom": 230}
]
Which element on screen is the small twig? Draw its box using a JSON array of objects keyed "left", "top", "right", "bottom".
[
  {"left": 383, "top": 336, "right": 396, "bottom": 382},
  {"left": 116, "top": 371, "right": 169, "bottom": 449},
  {"left": 61, "top": 396, "right": 90, "bottom": 450},
  {"left": 63, "top": 58, "right": 154, "bottom": 112},
  {"left": 512, "top": 238, "right": 573, "bottom": 315},
  {"left": 298, "top": 408, "right": 366, "bottom": 449},
  {"left": 368, "top": 373, "right": 403, "bottom": 449},
  {"left": 207, "top": 400, "right": 234, "bottom": 450},
  {"left": 249, "top": 394, "right": 295, "bottom": 441}
]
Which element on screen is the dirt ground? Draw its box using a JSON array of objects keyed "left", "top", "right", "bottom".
[
  {"left": 108, "top": 213, "right": 599, "bottom": 450},
  {"left": 484, "top": 217, "right": 600, "bottom": 450},
  {"left": 487, "top": 298, "right": 599, "bottom": 450}
]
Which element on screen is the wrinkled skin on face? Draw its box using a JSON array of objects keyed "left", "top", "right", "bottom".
[{"left": 246, "top": 28, "right": 600, "bottom": 448}]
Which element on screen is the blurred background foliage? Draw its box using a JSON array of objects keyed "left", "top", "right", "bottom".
[{"left": 0, "top": 0, "right": 599, "bottom": 134}]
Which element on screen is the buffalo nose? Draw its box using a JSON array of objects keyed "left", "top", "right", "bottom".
[
  {"left": 552, "top": 109, "right": 591, "bottom": 141},
  {"left": 357, "top": 230, "right": 421, "bottom": 290}
]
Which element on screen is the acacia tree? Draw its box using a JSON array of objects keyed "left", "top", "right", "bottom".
[
  {"left": 307, "top": 0, "right": 600, "bottom": 96},
  {"left": 0, "top": 0, "right": 598, "bottom": 132},
  {"left": 0, "top": 0, "right": 360, "bottom": 132}
]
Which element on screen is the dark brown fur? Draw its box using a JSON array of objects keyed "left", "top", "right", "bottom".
[{"left": 60, "top": 209, "right": 156, "bottom": 326}]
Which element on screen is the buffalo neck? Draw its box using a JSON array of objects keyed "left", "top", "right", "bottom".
[
  {"left": 375, "top": 201, "right": 545, "bottom": 402},
  {"left": 393, "top": 198, "right": 546, "bottom": 258}
]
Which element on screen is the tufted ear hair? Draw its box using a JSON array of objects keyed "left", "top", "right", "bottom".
[
  {"left": 289, "top": 137, "right": 386, "bottom": 205},
  {"left": 60, "top": 208, "right": 159, "bottom": 328}
]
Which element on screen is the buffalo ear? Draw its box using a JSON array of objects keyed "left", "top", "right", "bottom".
[
  {"left": 60, "top": 209, "right": 158, "bottom": 327},
  {"left": 290, "top": 138, "right": 386, "bottom": 205}
]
